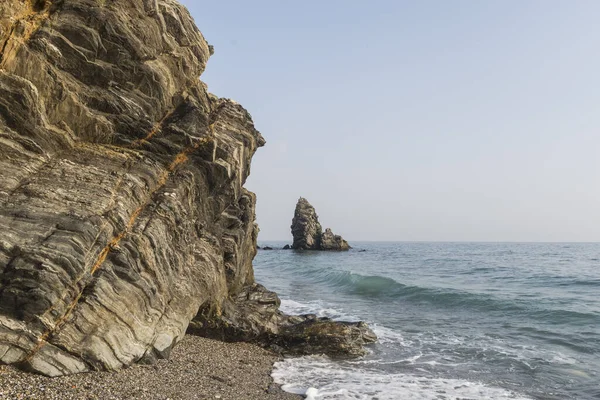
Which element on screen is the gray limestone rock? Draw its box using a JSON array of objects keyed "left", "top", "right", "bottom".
[
  {"left": 189, "top": 284, "right": 376, "bottom": 357},
  {"left": 290, "top": 198, "right": 350, "bottom": 251},
  {"left": 291, "top": 197, "right": 322, "bottom": 250},
  {"left": 320, "top": 228, "right": 351, "bottom": 251},
  {"left": 0, "top": 0, "right": 264, "bottom": 376}
]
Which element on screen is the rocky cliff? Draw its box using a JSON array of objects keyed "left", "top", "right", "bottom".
[
  {"left": 0, "top": 0, "right": 264, "bottom": 376},
  {"left": 291, "top": 198, "right": 350, "bottom": 251},
  {"left": 0, "top": 0, "right": 371, "bottom": 377}
]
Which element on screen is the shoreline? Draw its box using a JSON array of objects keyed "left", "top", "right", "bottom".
[{"left": 0, "top": 335, "right": 302, "bottom": 400}]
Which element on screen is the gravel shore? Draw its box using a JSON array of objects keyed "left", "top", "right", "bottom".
[{"left": 0, "top": 335, "right": 302, "bottom": 400}]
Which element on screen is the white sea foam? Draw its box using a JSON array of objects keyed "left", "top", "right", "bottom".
[
  {"left": 305, "top": 387, "right": 320, "bottom": 400},
  {"left": 272, "top": 356, "right": 533, "bottom": 400},
  {"left": 276, "top": 299, "right": 543, "bottom": 398},
  {"left": 280, "top": 298, "right": 360, "bottom": 321},
  {"left": 410, "top": 330, "right": 580, "bottom": 368},
  {"left": 371, "top": 324, "right": 411, "bottom": 346}
]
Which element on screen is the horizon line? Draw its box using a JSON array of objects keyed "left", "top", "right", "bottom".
[{"left": 257, "top": 239, "right": 600, "bottom": 244}]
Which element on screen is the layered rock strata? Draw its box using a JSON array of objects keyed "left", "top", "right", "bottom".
[
  {"left": 0, "top": 0, "right": 264, "bottom": 376},
  {"left": 0, "top": 0, "right": 371, "bottom": 377},
  {"left": 190, "top": 284, "right": 376, "bottom": 357},
  {"left": 291, "top": 198, "right": 350, "bottom": 250}
]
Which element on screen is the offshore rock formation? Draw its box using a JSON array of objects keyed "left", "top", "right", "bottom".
[
  {"left": 320, "top": 228, "right": 350, "bottom": 251},
  {"left": 291, "top": 198, "right": 350, "bottom": 250},
  {"left": 0, "top": 0, "right": 372, "bottom": 376},
  {"left": 291, "top": 198, "right": 322, "bottom": 250}
]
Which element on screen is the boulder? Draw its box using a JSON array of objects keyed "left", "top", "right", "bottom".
[
  {"left": 290, "top": 198, "right": 350, "bottom": 251},
  {"left": 276, "top": 317, "right": 376, "bottom": 357},
  {"left": 190, "top": 284, "right": 376, "bottom": 357},
  {"left": 282, "top": 244, "right": 291, "bottom": 250},
  {"left": 320, "top": 228, "right": 351, "bottom": 251}
]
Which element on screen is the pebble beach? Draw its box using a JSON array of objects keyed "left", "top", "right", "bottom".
[{"left": 0, "top": 336, "right": 301, "bottom": 400}]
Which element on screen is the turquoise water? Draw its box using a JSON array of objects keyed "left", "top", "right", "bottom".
[{"left": 255, "top": 242, "right": 600, "bottom": 400}]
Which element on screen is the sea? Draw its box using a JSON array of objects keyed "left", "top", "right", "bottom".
[{"left": 254, "top": 242, "right": 600, "bottom": 400}]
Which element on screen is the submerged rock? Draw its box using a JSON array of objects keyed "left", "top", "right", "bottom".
[
  {"left": 291, "top": 198, "right": 350, "bottom": 251},
  {"left": 282, "top": 244, "right": 291, "bottom": 250},
  {"left": 190, "top": 284, "right": 376, "bottom": 357}
]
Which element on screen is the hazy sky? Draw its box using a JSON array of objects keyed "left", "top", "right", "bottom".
[{"left": 180, "top": 0, "right": 600, "bottom": 242}]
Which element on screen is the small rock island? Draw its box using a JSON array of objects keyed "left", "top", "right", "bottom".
[{"left": 291, "top": 198, "right": 350, "bottom": 251}]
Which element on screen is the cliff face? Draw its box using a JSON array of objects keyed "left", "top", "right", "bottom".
[
  {"left": 0, "top": 0, "right": 264, "bottom": 376},
  {"left": 0, "top": 0, "right": 374, "bottom": 377},
  {"left": 291, "top": 198, "right": 350, "bottom": 251}
]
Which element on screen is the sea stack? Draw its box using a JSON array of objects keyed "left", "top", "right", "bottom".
[{"left": 291, "top": 198, "right": 350, "bottom": 250}]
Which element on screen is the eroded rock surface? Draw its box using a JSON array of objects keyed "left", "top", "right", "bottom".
[
  {"left": 291, "top": 197, "right": 322, "bottom": 250},
  {"left": 291, "top": 198, "right": 350, "bottom": 251},
  {"left": 190, "top": 284, "right": 376, "bottom": 357},
  {"left": 320, "top": 228, "right": 350, "bottom": 251},
  {"left": 0, "top": 0, "right": 264, "bottom": 376}
]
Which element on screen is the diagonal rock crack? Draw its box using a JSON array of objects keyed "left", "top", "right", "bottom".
[{"left": 22, "top": 132, "right": 214, "bottom": 363}]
